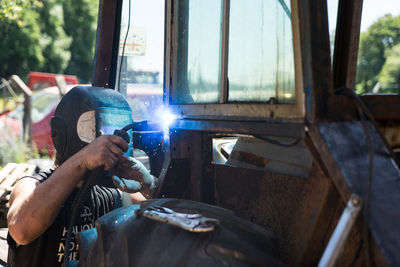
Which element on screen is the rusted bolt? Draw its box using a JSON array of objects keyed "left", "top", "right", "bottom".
[{"left": 351, "top": 195, "right": 361, "bottom": 206}]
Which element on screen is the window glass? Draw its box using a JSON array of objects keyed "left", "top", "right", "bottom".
[
  {"left": 172, "top": 0, "right": 222, "bottom": 104},
  {"left": 116, "top": 0, "right": 164, "bottom": 122},
  {"left": 228, "top": 0, "right": 295, "bottom": 103},
  {"left": 32, "top": 82, "right": 52, "bottom": 91},
  {"left": 356, "top": 0, "right": 400, "bottom": 94},
  {"left": 31, "top": 94, "right": 60, "bottom": 123},
  {"left": 172, "top": 0, "right": 295, "bottom": 105},
  {"left": 8, "top": 92, "right": 60, "bottom": 123}
]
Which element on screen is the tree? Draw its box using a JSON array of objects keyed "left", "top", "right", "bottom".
[
  {"left": 356, "top": 14, "right": 400, "bottom": 93},
  {"left": 63, "top": 0, "right": 99, "bottom": 83},
  {"left": 0, "top": 0, "right": 97, "bottom": 84},
  {"left": 378, "top": 44, "right": 400, "bottom": 93},
  {"left": 36, "top": 0, "right": 71, "bottom": 74},
  {"left": 0, "top": 1, "right": 44, "bottom": 79}
]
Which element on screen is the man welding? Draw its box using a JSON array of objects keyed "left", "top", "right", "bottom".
[{"left": 6, "top": 86, "right": 157, "bottom": 267}]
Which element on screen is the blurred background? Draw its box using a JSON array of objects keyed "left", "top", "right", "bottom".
[{"left": 0, "top": 0, "right": 98, "bottom": 167}]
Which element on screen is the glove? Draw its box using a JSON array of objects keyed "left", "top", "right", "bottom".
[{"left": 110, "top": 157, "right": 157, "bottom": 197}]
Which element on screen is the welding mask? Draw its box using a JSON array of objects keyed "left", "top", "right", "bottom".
[{"left": 51, "top": 86, "right": 133, "bottom": 176}]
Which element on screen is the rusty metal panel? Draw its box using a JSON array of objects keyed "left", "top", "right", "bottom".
[
  {"left": 359, "top": 95, "right": 400, "bottom": 121},
  {"left": 326, "top": 94, "right": 400, "bottom": 122},
  {"left": 214, "top": 163, "right": 338, "bottom": 265},
  {"left": 166, "top": 130, "right": 214, "bottom": 203},
  {"left": 298, "top": 0, "right": 333, "bottom": 122},
  {"left": 171, "top": 119, "right": 305, "bottom": 137},
  {"left": 318, "top": 121, "right": 400, "bottom": 266},
  {"left": 92, "top": 0, "right": 122, "bottom": 88}
]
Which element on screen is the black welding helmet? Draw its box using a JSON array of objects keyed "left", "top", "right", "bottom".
[{"left": 51, "top": 86, "right": 133, "bottom": 166}]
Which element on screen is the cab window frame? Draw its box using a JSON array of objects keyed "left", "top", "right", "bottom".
[{"left": 164, "top": 0, "right": 305, "bottom": 121}]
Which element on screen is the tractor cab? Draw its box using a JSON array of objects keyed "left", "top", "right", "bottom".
[{"left": 74, "top": 0, "right": 400, "bottom": 266}]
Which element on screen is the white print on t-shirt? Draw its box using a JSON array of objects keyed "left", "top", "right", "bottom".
[
  {"left": 80, "top": 206, "right": 94, "bottom": 224},
  {"left": 57, "top": 205, "right": 95, "bottom": 263}
]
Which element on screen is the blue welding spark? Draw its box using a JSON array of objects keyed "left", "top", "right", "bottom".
[{"left": 155, "top": 107, "right": 178, "bottom": 141}]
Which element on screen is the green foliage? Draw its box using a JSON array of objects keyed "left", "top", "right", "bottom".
[
  {"left": 378, "top": 44, "right": 400, "bottom": 92},
  {"left": 36, "top": 0, "right": 71, "bottom": 74},
  {"left": 63, "top": 0, "right": 99, "bottom": 83},
  {"left": 0, "top": 1, "right": 44, "bottom": 79},
  {"left": 0, "top": 130, "right": 39, "bottom": 167},
  {"left": 356, "top": 14, "right": 400, "bottom": 93},
  {"left": 0, "top": 0, "right": 98, "bottom": 83},
  {"left": 0, "top": 0, "right": 32, "bottom": 24}
]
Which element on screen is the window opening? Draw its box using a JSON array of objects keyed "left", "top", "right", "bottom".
[
  {"left": 212, "top": 135, "right": 312, "bottom": 178},
  {"left": 173, "top": 0, "right": 222, "bottom": 104},
  {"left": 115, "top": 0, "right": 165, "bottom": 166},
  {"left": 116, "top": 0, "right": 165, "bottom": 123},
  {"left": 356, "top": 0, "right": 400, "bottom": 94},
  {"left": 228, "top": 0, "right": 294, "bottom": 103},
  {"left": 172, "top": 0, "right": 295, "bottom": 105}
]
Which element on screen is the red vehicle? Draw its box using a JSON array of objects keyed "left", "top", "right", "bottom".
[
  {"left": 0, "top": 85, "right": 76, "bottom": 156},
  {"left": 0, "top": 72, "right": 78, "bottom": 155},
  {"left": 27, "top": 72, "right": 78, "bottom": 91}
]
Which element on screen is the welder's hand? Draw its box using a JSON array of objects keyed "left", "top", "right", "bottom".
[
  {"left": 110, "top": 157, "right": 157, "bottom": 198},
  {"left": 78, "top": 135, "right": 128, "bottom": 172}
]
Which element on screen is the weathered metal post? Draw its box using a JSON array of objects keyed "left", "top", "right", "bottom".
[
  {"left": 1, "top": 79, "right": 7, "bottom": 113},
  {"left": 10, "top": 75, "right": 32, "bottom": 145},
  {"left": 55, "top": 75, "right": 67, "bottom": 97}
]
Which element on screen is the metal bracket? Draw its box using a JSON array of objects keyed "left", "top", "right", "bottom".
[{"left": 318, "top": 194, "right": 363, "bottom": 267}]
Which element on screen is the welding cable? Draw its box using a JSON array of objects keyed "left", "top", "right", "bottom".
[
  {"left": 277, "top": 0, "right": 291, "bottom": 18},
  {"left": 117, "top": 0, "right": 131, "bottom": 91},
  {"left": 62, "top": 170, "right": 99, "bottom": 267},
  {"left": 253, "top": 134, "right": 302, "bottom": 147},
  {"left": 335, "top": 86, "right": 400, "bottom": 266},
  {"left": 334, "top": 87, "right": 375, "bottom": 267},
  {"left": 63, "top": 125, "right": 135, "bottom": 266},
  {"left": 335, "top": 87, "right": 400, "bottom": 166}
]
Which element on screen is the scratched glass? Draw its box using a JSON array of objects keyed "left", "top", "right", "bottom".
[
  {"left": 228, "top": 0, "right": 295, "bottom": 103},
  {"left": 172, "top": 0, "right": 222, "bottom": 104},
  {"left": 172, "top": 0, "right": 295, "bottom": 104}
]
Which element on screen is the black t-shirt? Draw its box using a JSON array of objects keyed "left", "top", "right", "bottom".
[{"left": 7, "top": 169, "right": 122, "bottom": 267}]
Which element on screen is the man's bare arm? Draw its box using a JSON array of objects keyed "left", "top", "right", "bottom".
[{"left": 7, "top": 135, "right": 128, "bottom": 245}]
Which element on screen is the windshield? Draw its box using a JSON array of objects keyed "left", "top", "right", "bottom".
[{"left": 8, "top": 92, "right": 60, "bottom": 123}]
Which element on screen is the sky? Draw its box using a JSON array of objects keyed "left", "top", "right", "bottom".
[
  {"left": 328, "top": 0, "right": 400, "bottom": 33},
  {"left": 120, "top": 0, "right": 165, "bottom": 73}
]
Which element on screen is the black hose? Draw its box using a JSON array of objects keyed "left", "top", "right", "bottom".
[
  {"left": 62, "top": 170, "right": 100, "bottom": 267},
  {"left": 253, "top": 134, "right": 302, "bottom": 147},
  {"left": 62, "top": 125, "right": 133, "bottom": 266}
]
